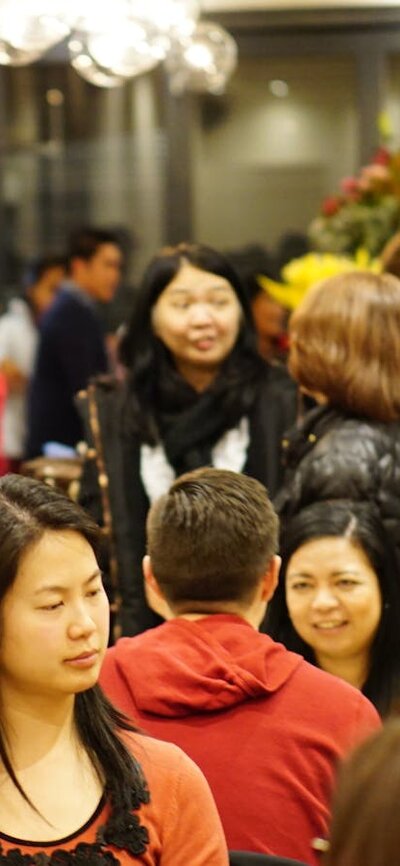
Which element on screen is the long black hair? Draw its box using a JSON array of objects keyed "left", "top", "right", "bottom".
[
  {"left": 265, "top": 499, "right": 400, "bottom": 717},
  {"left": 118, "top": 242, "right": 265, "bottom": 441},
  {"left": 0, "top": 474, "right": 149, "bottom": 855}
]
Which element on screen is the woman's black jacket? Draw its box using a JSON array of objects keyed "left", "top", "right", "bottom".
[
  {"left": 275, "top": 404, "right": 400, "bottom": 559},
  {"left": 78, "top": 365, "right": 297, "bottom": 637}
]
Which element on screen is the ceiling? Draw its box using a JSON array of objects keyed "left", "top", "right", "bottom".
[{"left": 203, "top": 1, "right": 400, "bottom": 10}]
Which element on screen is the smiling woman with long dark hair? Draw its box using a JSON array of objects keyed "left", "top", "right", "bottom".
[{"left": 265, "top": 499, "right": 400, "bottom": 717}]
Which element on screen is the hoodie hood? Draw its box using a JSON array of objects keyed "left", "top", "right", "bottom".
[{"left": 102, "top": 614, "right": 303, "bottom": 717}]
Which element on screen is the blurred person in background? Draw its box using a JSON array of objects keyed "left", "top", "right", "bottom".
[
  {"left": 26, "top": 228, "right": 122, "bottom": 458},
  {"left": 247, "top": 277, "right": 287, "bottom": 362},
  {"left": 0, "top": 255, "right": 65, "bottom": 470},
  {"left": 266, "top": 500, "right": 400, "bottom": 717},
  {"left": 78, "top": 242, "right": 297, "bottom": 636},
  {"left": 325, "top": 720, "right": 400, "bottom": 866},
  {"left": 226, "top": 243, "right": 287, "bottom": 361}
]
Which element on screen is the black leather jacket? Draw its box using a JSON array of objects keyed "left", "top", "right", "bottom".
[{"left": 275, "top": 405, "right": 400, "bottom": 557}]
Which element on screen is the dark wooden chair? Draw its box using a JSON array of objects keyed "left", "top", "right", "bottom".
[{"left": 229, "top": 853, "right": 308, "bottom": 866}]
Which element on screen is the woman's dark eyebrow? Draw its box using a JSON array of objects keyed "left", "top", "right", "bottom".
[
  {"left": 167, "top": 284, "right": 230, "bottom": 294},
  {"left": 287, "top": 568, "right": 361, "bottom": 580},
  {"left": 33, "top": 569, "right": 101, "bottom": 595},
  {"left": 166, "top": 287, "right": 189, "bottom": 294}
]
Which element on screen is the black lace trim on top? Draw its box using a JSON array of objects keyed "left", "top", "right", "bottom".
[
  {"left": 0, "top": 842, "right": 120, "bottom": 864},
  {"left": 0, "top": 787, "right": 150, "bottom": 865},
  {"left": 0, "top": 796, "right": 107, "bottom": 848}
]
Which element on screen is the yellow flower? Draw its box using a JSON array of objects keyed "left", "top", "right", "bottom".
[
  {"left": 257, "top": 249, "right": 381, "bottom": 310},
  {"left": 377, "top": 111, "right": 394, "bottom": 142}
]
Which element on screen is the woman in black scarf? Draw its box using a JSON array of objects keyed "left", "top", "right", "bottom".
[{"left": 78, "top": 243, "right": 297, "bottom": 637}]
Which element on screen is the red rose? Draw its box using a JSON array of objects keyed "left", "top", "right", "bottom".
[
  {"left": 322, "top": 195, "right": 341, "bottom": 217},
  {"left": 341, "top": 176, "right": 359, "bottom": 195},
  {"left": 372, "top": 146, "right": 391, "bottom": 166}
]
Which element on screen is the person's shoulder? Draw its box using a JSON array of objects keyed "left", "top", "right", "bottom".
[
  {"left": 125, "top": 729, "right": 181, "bottom": 757},
  {"left": 122, "top": 732, "right": 228, "bottom": 866},
  {"left": 0, "top": 308, "right": 20, "bottom": 335},
  {"left": 0, "top": 300, "right": 35, "bottom": 350},
  {"left": 0, "top": 297, "right": 31, "bottom": 326},
  {"left": 292, "top": 657, "right": 381, "bottom": 731},
  {"left": 321, "top": 411, "right": 400, "bottom": 439},
  {"left": 39, "top": 290, "right": 69, "bottom": 331},
  {"left": 126, "top": 733, "right": 221, "bottom": 827},
  {"left": 373, "top": 416, "right": 400, "bottom": 452},
  {"left": 316, "top": 414, "right": 398, "bottom": 457},
  {"left": 43, "top": 287, "right": 70, "bottom": 312},
  {"left": 124, "top": 731, "right": 206, "bottom": 789},
  {"left": 42, "top": 289, "right": 94, "bottom": 328},
  {"left": 263, "top": 360, "right": 294, "bottom": 384}
]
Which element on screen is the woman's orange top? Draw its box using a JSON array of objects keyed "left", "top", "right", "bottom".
[{"left": 0, "top": 732, "right": 228, "bottom": 865}]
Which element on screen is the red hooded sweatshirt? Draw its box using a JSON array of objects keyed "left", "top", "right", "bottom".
[{"left": 100, "top": 614, "right": 380, "bottom": 866}]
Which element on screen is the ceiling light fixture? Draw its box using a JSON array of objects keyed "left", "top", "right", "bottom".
[{"left": 0, "top": 0, "right": 238, "bottom": 93}]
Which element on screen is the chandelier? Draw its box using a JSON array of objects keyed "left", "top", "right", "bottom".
[{"left": 0, "top": 0, "right": 238, "bottom": 92}]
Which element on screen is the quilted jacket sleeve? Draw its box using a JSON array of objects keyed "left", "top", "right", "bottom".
[{"left": 276, "top": 418, "right": 400, "bottom": 557}]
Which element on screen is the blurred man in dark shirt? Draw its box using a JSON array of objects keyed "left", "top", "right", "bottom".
[{"left": 26, "top": 227, "right": 122, "bottom": 457}]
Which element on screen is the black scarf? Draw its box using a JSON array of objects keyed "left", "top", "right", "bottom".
[{"left": 154, "top": 350, "right": 265, "bottom": 476}]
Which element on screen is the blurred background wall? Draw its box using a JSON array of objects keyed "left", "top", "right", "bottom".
[{"left": 1, "top": 2, "right": 400, "bottom": 318}]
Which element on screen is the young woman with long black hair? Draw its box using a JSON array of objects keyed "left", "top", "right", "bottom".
[{"left": 0, "top": 474, "right": 227, "bottom": 865}]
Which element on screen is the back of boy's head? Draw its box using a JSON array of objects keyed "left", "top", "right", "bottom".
[{"left": 146, "top": 468, "right": 278, "bottom": 610}]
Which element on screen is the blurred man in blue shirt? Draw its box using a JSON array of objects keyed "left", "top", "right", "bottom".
[{"left": 26, "top": 227, "right": 122, "bottom": 457}]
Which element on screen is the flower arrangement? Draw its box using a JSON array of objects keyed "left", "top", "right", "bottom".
[
  {"left": 257, "top": 248, "right": 380, "bottom": 311},
  {"left": 257, "top": 145, "right": 395, "bottom": 311},
  {"left": 308, "top": 146, "right": 400, "bottom": 256}
]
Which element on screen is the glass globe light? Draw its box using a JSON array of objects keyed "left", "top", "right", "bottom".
[
  {"left": 68, "top": 1, "right": 164, "bottom": 82},
  {"left": 0, "top": 41, "right": 43, "bottom": 66},
  {"left": 0, "top": 0, "right": 71, "bottom": 62},
  {"left": 87, "top": 21, "right": 162, "bottom": 77},
  {"left": 58, "top": 0, "right": 200, "bottom": 42},
  {"left": 128, "top": 0, "right": 200, "bottom": 45},
  {"left": 166, "top": 21, "right": 238, "bottom": 95},
  {"left": 68, "top": 0, "right": 131, "bottom": 34},
  {"left": 70, "top": 57, "right": 125, "bottom": 89},
  {"left": 69, "top": 22, "right": 161, "bottom": 86},
  {"left": 68, "top": 38, "right": 125, "bottom": 88}
]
